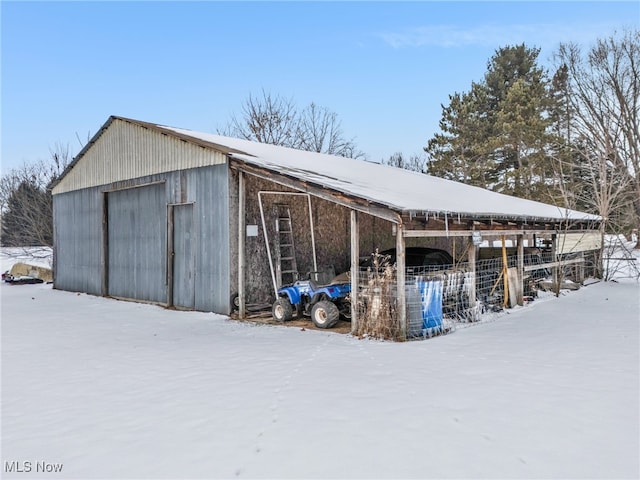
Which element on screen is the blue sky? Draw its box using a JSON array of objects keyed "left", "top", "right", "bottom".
[{"left": 1, "top": 1, "right": 638, "bottom": 172}]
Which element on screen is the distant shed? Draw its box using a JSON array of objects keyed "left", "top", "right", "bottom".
[{"left": 52, "top": 116, "right": 602, "bottom": 334}]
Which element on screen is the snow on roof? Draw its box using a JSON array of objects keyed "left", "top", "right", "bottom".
[{"left": 160, "top": 124, "right": 600, "bottom": 223}]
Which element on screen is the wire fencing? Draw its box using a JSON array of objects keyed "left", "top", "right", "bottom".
[{"left": 352, "top": 250, "right": 600, "bottom": 341}]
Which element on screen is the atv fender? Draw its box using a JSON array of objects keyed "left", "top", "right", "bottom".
[
  {"left": 310, "top": 292, "right": 328, "bottom": 305},
  {"left": 278, "top": 286, "right": 302, "bottom": 305}
]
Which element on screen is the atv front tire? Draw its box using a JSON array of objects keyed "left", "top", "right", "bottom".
[
  {"left": 272, "top": 298, "right": 293, "bottom": 322},
  {"left": 311, "top": 300, "right": 340, "bottom": 329}
]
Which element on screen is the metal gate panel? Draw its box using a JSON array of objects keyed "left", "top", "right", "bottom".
[
  {"left": 107, "top": 183, "right": 167, "bottom": 303},
  {"left": 172, "top": 204, "right": 196, "bottom": 308}
]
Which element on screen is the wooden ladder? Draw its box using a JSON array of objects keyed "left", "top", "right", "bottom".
[{"left": 274, "top": 204, "right": 298, "bottom": 287}]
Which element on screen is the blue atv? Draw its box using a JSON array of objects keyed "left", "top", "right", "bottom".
[{"left": 272, "top": 279, "right": 351, "bottom": 329}]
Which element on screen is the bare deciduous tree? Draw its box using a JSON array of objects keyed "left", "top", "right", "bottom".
[
  {"left": 0, "top": 143, "right": 71, "bottom": 250},
  {"left": 297, "top": 102, "right": 364, "bottom": 158},
  {"left": 383, "top": 152, "right": 426, "bottom": 173},
  {"left": 220, "top": 90, "right": 365, "bottom": 159},
  {"left": 222, "top": 90, "right": 299, "bottom": 147},
  {"left": 553, "top": 29, "right": 640, "bottom": 247}
]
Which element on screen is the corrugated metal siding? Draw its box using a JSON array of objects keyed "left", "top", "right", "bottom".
[
  {"left": 189, "top": 164, "right": 230, "bottom": 313},
  {"left": 558, "top": 232, "right": 602, "bottom": 254},
  {"left": 53, "top": 119, "right": 227, "bottom": 195},
  {"left": 172, "top": 203, "right": 196, "bottom": 309},
  {"left": 53, "top": 188, "right": 103, "bottom": 295},
  {"left": 107, "top": 183, "right": 167, "bottom": 303},
  {"left": 54, "top": 162, "right": 231, "bottom": 314}
]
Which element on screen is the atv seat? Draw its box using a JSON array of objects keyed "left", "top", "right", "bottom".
[{"left": 307, "top": 266, "right": 336, "bottom": 287}]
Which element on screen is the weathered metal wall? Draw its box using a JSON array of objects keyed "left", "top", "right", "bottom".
[
  {"left": 54, "top": 163, "right": 458, "bottom": 314},
  {"left": 53, "top": 187, "right": 103, "bottom": 295},
  {"left": 107, "top": 183, "right": 167, "bottom": 303},
  {"left": 53, "top": 118, "right": 227, "bottom": 195},
  {"left": 172, "top": 203, "right": 196, "bottom": 309},
  {"left": 53, "top": 164, "right": 230, "bottom": 314},
  {"left": 187, "top": 164, "right": 230, "bottom": 314}
]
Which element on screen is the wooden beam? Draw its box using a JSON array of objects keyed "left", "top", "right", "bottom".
[
  {"left": 517, "top": 234, "right": 524, "bottom": 306},
  {"left": 467, "top": 238, "right": 477, "bottom": 320},
  {"left": 232, "top": 162, "right": 402, "bottom": 225},
  {"left": 396, "top": 222, "right": 406, "bottom": 340},
  {"left": 403, "top": 230, "right": 473, "bottom": 238},
  {"left": 402, "top": 229, "right": 595, "bottom": 238},
  {"left": 551, "top": 232, "right": 559, "bottom": 295},
  {"left": 523, "top": 257, "right": 584, "bottom": 272},
  {"left": 350, "top": 210, "right": 359, "bottom": 335},
  {"left": 501, "top": 235, "right": 509, "bottom": 308},
  {"left": 238, "top": 171, "right": 246, "bottom": 318}
]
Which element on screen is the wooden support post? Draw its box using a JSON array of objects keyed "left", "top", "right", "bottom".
[
  {"left": 517, "top": 234, "right": 524, "bottom": 306},
  {"left": 501, "top": 235, "right": 509, "bottom": 308},
  {"left": 452, "top": 238, "right": 456, "bottom": 264},
  {"left": 396, "top": 222, "right": 406, "bottom": 340},
  {"left": 350, "top": 210, "right": 359, "bottom": 335},
  {"left": 467, "top": 237, "right": 477, "bottom": 320},
  {"left": 238, "top": 171, "right": 246, "bottom": 318},
  {"left": 551, "top": 232, "right": 559, "bottom": 296}
]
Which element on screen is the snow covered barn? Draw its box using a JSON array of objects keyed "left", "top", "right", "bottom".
[{"left": 52, "top": 116, "right": 602, "bottom": 338}]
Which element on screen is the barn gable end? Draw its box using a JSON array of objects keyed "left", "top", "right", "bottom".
[
  {"left": 53, "top": 118, "right": 232, "bottom": 313},
  {"left": 53, "top": 117, "right": 227, "bottom": 195}
]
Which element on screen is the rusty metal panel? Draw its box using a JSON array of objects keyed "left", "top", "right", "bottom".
[
  {"left": 107, "top": 183, "right": 167, "bottom": 303},
  {"left": 53, "top": 187, "right": 103, "bottom": 295},
  {"left": 53, "top": 118, "right": 227, "bottom": 195}
]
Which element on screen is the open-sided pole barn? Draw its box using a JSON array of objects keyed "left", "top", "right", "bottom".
[{"left": 52, "top": 116, "right": 602, "bottom": 339}]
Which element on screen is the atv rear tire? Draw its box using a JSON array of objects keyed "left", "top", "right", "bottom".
[
  {"left": 311, "top": 300, "right": 340, "bottom": 329},
  {"left": 272, "top": 298, "right": 293, "bottom": 322},
  {"left": 230, "top": 293, "right": 240, "bottom": 312}
]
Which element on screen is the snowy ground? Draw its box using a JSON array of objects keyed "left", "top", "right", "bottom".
[{"left": 1, "top": 247, "right": 639, "bottom": 479}]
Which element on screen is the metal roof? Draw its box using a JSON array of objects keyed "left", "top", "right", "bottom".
[
  {"left": 54, "top": 116, "right": 602, "bottom": 223},
  {"left": 159, "top": 124, "right": 601, "bottom": 223}
]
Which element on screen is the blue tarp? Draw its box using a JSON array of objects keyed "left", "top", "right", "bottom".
[{"left": 418, "top": 280, "right": 443, "bottom": 335}]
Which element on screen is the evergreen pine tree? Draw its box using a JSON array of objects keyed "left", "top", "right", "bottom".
[
  {"left": 425, "top": 43, "right": 557, "bottom": 202},
  {"left": 1, "top": 179, "right": 52, "bottom": 247}
]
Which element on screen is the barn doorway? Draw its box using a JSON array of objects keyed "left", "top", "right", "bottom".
[
  {"left": 106, "top": 183, "right": 167, "bottom": 303},
  {"left": 169, "top": 203, "right": 196, "bottom": 309}
]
